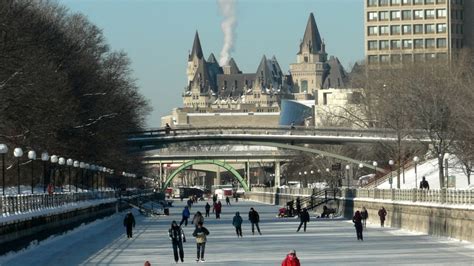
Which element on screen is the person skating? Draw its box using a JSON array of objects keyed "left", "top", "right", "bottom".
[
  {"left": 232, "top": 211, "right": 243, "bottom": 237},
  {"left": 281, "top": 249, "right": 300, "bottom": 266},
  {"left": 361, "top": 206, "right": 368, "bottom": 228},
  {"left": 296, "top": 208, "right": 310, "bottom": 232},
  {"left": 123, "top": 211, "right": 136, "bottom": 238},
  {"left": 214, "top": 201, "right": 222, "bottom": 219},
  {"left": 353, "top": 210, "right": 364, "bottom": 241},
  {"left": 192, "top": 221, "right": 209, "bottom": 262},
  {"left": 226, "top": 196, "right": 231, "bottom": 206},
  {"left": 248, "top": 207, "right": 262, "bottom": 235},
  {"left": 205, "top": 202, "right": 211, "bottom": 217},
  {"left": 180, "top": 206, "right": 190, "bottom": 227},
  {"left": 378, "top": 206, "right": 387, "bottom": 227},
  {"left": 192, "top": 211, "right": 204, "bottom": 228},
  {"left": 168, "top": 220, "right": 186, "bottom": 263}
]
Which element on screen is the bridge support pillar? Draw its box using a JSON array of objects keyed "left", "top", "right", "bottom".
[
  {"left": 246, "top": 161, "right": 250, "bottom": 191},
  {"left": 274, "top": 161, "right": 281, "bottom": 188},
  {"left": 215, "top": 166, "right": 221, "bottom": 186}
]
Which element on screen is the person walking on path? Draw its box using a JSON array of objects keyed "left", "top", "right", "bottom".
[
  {"left": 361, "top": 206, "right": 368, "bottom": 228},
  {"left": 296, "top": 208, "right": 310, "bottom": 232},
  {"left": 353, "top": 210, "right": 364, "bottom": 241},
  {"left": 192, "top": 221, "right": 210, "bottom": 262},
  {"left": 192, "top": 211, "right": 204, "bottom": 228},
  {"left": 226, "top": 196, "right": 231, "bottom": 206},
  {"left": 168, "top": 220, "right": 186, "bottom": 263},
  {"left": 214, "top": 201, "right": 222, "bottom": 219},
  {"left": 205, "top": 202, "right": 211, "bottom": 217},
  {"left": 420, "top": 176, "right": 430, "bottom": 190},
  {"left": 248, "top": 207, "right": 262, "bottom": 235},
  {"left": 123, "top": 211, "right": 136, "bottom": 238},
  {"left": 180, "top": 206, "right": 190, "bottom": 227},
  {"left": 281, "top": 249, "right": 300, "bottom": 266},
  {"left": 232, "top": 211, "right": 243, "bottom": 237},
  {"left": 378, "top": 206, "right": 387, "bottom": 227}
]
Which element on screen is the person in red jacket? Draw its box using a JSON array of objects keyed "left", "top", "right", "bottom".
[{"left": 281, "top": 249, "right": 300, "bottom": 266}]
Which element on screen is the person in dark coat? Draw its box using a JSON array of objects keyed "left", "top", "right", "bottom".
[
  {"left": 180, "top": 206, "right": 190, "bottom": 226},
  {"left": 232, "top": 211, "right": 243, "bottom": 237},
  {"left": 192, "top": 211, "right": 204, "bottom": 228},
  {"left": 123, "top": 211, "right": 136, "bottom": 238},
  {"left": 165, "top": 123, "right": 171, "bottom": 135},
  {"left": 295, "top": 197, "right": 301, "bottom": 216},
  {"left": 226, "top": 196, "right": 231, "bottom": 206},
  {"left": 353, "top": 210, "right": 363, "bottom": 241},
  {"left": 248, "top": 207, "right": 262, "bottom": 235},
  {"left": 192, "top": 221, "right": 210, "bottom": 262},
  {"left": 378, "top": 206, "right": 387, "bottom": 227},
  {"left": 168, "top": 220, "right": 185, "bottom": 263},
  {"left": 204, "top": 202, "right": 211, "bottom": 217},
  {"left": 214, "top": 201, "right": 222, "bottom": 219},
  {"left": 360, "top": 206, "right": 368, "bottom": 228},
  {"left": 419, "top": 176, "right": 430, "bottom": 190},
  {"left": 297, "top": 208, "right": 310, "bottom": 232}
]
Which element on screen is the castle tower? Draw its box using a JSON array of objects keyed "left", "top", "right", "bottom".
[
  {"left": 187, "top": 31, "right": 205, "bottom": 85},
  {"left": 290, "top": 13, "right": 328, "bottom": 96}
]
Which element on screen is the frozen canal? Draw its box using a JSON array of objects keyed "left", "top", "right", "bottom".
[{"left": 1, "top": 200, "right": 473, "bottom": 265}]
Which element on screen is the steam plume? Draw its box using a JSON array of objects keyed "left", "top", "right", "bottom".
[{"left": 218, "top": 0, "right": 236, "bottom": 66}]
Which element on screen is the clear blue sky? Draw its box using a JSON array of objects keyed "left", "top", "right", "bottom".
[{"left": 59, "top": 0, "right": 364, "bottom": 127}]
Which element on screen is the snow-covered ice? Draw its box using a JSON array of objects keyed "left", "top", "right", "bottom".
[{"left": 0, "top": 200, "right": 472, "bottom": 265}]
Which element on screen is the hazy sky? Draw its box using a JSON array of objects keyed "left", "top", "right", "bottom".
[{"left": 59, "top": 0, "right": 364, "bottom": 127}]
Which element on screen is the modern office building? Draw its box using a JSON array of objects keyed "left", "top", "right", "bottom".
[{"left": 365, "top": 0, "right": 472, "bottom": 64}]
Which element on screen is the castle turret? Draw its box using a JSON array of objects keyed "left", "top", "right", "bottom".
[{"left": 187, "top": 31, "right": 206, "bottom": 85}]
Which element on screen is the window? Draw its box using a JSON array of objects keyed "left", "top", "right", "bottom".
[
  {"left": 402, "top": 25, "right": 412, "bottom": 34},
  {"left": 414, "top": 39, "right": 424, "bottom": 49},
  {"left": 437, "top": 53, "right": 447, "bottom": 60},
  {"left": 391, "top": 40, "right": 401, "bottom": 49},
  {"left": 436, "top": 0, "right": 446, "bottom": 3},
  {"left": 414, "top": 10, "right": 424, "bottom": 19},
  {"left": 368, "top": 12, "right": 378, "bottom": 21},
  {"left": 437, "top": 23, "right": 446, "bottom": 33},
  {"left": 403, "top": 54, "right": 413, "bottom": 62},
  {"left": 437, "top": 9, "right": 446, "bottom": 18},
  {"left": 380, "top": 40, "right": 390, "bottom": 49},
  {"left": 304, "top": 56, "right": 308, "bottom": 62},
  {"left": 403, "top": 39, "right": 413, "bottom": 48},
  {"left": 437, "top": 38, "right": 446, "bottom": 48},
  {"left": 413, "top": 0, "right": 423, "bottom": 4},
  {"left": 425, "top": 24, "right": 435, "bottom": 33},
  {"left": 380, "top": 55, "right": 390, "bottom": 63},
  {"left": 391, "top": 0, "right": 401, "bottom": 4},
  {"left": 425, "top": 10, "right": 435, "bottom": 19},
  {"left": 379, "top": 0, "right": 389, "bottom": 5},
  {"left": 368, "top": 55, "right": 379, "bottom": 64},
  {"left": 402, "top": 0, "right": 411, "bottom": 4},
  {"left": 368, "top": 41, "right": 378, "bottom": 50},
  {"left": 380, "top": 25, "right": 390, "bottom": 35},
  {"left": 368, "top": 26, "right": 378, "bottom": 35},
  {"left": 391, "top": 11, "right": 401, "bottom": 20},
  {"left": 426, "top": 53, "right": 436, "bottom": 61},
  {"left": 414, "top": 53, "right": 424, "bottom": 62},
  {"left": 380, "top": 11, "right": 390, "bottom": 20},
  {"left": 391, "top": 25, "right": 401, "bottom": 34},
  {"left": 414, "top": 24, "right": 423, "bottom": 34},
  {"left": 402, "top": 10, "right": 412, "bottom": 19},
  {"left": 392, "top": 54, "right": 401, "bottom": 63},
  {"left": 425, "top": 38, "right": 435, "bottom": 48},
  {"left": 425, "top": 0, "right": 435, "bottom": 4},
  {"left": 368, "top": 0, "right": 378, "bottom": 6}
]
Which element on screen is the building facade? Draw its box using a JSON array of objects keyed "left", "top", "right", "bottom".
[{"left": 365, "top": 0, "right": 472, "bottom": 64}]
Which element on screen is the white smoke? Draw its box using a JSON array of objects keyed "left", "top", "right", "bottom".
[{"left": 217, "top": 0, "right": 236, "bottom": 66}]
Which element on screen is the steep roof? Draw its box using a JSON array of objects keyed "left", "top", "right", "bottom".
[
  {"left": 207, "top": 53, "right": 218, "bottom": 64},
  {"left": 228, "top": 58, "right": 240, "bottom": 73},
  {"left": 189, "top": 31, "right": 204, "bottom": 60},
  {"left": 322, "top": 56, "right": 349, "bottom": 89},
  {"left": 298, "top": 13, "right": 323, "bottom": 54}
]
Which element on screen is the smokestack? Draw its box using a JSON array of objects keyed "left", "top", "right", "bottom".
[{"left": 218, "top": 0, "right": 236, "bottom": 66}]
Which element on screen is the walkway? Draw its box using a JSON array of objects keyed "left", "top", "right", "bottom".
[{"left": 0, "top": 200, "right": 472, "bottom": 265}]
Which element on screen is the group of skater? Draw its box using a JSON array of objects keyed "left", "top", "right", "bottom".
[{"left": 352, "top": 206, "right": 388, "bottom": 241}]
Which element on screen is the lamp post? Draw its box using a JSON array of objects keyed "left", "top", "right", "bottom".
[
  {"left": 388, "top": 160, "right": 394, "bottom": 189},
  {"left": 50, "top": 155, "right": 58, "bottom": 190},
  {"left": 58, "top": 157, "right": 65, "bottom": 191},
  {"left": 41, "top": 152, "right": 49, "bottom": 193},
  {"left": 325, "top": 168, "right": 330, "bottom": 187},
  {"left": 73, "top": 160, "right": 79, "bottom": 192},
  {"left": 66, "top": 159, "right": 73, "bottom": 192},
  {"left": 79, "top": 162, "right": 85, "bottom": 192},
  {"left": 0, "top": 144, "right": 8, "bottom": 195},
  {"left": 303, "top": 171, "right": 307, "bottom": 188},
  {"left": 345, "top": 165, "right": 350, "bottom": 187},
  {"left": 310, "top": 170, "right": 314, "bottom": 188},
  {"left": 413, "top": 156, "right": 419, "bottom": 189},
  {"left": 14, "top": 148, "right": 23, "bottom": 194},
  {"left": 372, "top": 161, "right": 378, "bottom": 186},
  {"left": 298, "top": 172, "right": 302, "bottom": 188},
  {"left": 85, "top": 163, "right": 90, "bottom": 191},
  {"left": 28, "top": 150, "right": 36, "bottom": 194},
  {"left": 444, "top": 153, "right": 449, "bottom": 189}
]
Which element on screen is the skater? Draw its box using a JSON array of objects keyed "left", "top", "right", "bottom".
[
  {"left": 378, "top": 206, "right": 387, "bottom": 227},
  {"left": 361, "top": 206, "right": 368, "bottom": 228},
  {"left": 419, "top": 176, "right": 430, "bottom": 190},
  {"left": 123, "top": 211, "right": 136, "bottom": 238},
  {"left": 212, "top": 194, "right": 217, "bottom": 205},
  {"left": 248, "top": 207, "right": 262, "bottom": 235},
  {"left": 205, "top": 202, "right": 211, "bottom": 217},
  {"left": 232, "top": 211, "right": 243, "bottom": 237},
  {"left": 192, "top": 221, "right": 209, "bottom": 262},
  {"left": 192, "top": 211, "right": 204, "bottom": 228},
  {"left": 187, "top": 198, "right": 193, "bottom": 208},
  {"left": 180, "top": 206, "right": 190, "bottom": 226},
  {"left": 296, "top": 208, "right": 310, "bottom": 232},
  {"left": 295, "top": 197, "right": 301, "bottom": 216},
  {"left": 353, "top": 210, "right": 364, "bottom": 241},
  {"left": 226, "top": 196, "right": 231, "bottom": 206},
  {"left": 281, "top": 249, "right": 300, "bottom": 266},
  {"left": 168, "top": 220, "right": 185, "bottom": 263},
  {"left": 215, "top": 201, "right": 222, "bottom": 219}
]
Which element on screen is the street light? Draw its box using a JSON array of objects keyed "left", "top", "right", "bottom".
[
  {"left": 388, "top": 160, "right": 394, "bottom": 189},
  {"left": 444, "top": 153, "right": 449, "bottom": 188},
  {"left": 303, "top": 171, "right": 307, "bottom": 188},
  {"left": 67, "top": 159, "right": 73, "bottom": 192},
  {"left": 58, "top": 157, "right": 65, "bottom": 191},
  {"left": 80, "top": 162, "right": 86, "bottom": 192},
  {"left": 41, "top": 152, "right": 49, "bottom": 193},
  {"left": 0, "top": 144, "right": 8, "bottom": 196},
  {"left": 50, "top": 155, "right": 58, "bottom": 189},
  {"left": 413, "top": 156, "right": 419, "bottom": 189},
  {"left": 345, "top": 165, "right": 350, "bottom": 187},
  {"left": 85, "top": 163, "right": 90, "bottom": 191},
  {"left": 28, "top": 150, "right": 36, "bottom": 194},
  {"left": 14, "top": 147, "right": 24, "bottom": 194},
  {"left": 372, "top": 161, "right": 378, "bottom": 186},
  {"left": 73, "top": 160, "right": 80, "bottom": 192}
]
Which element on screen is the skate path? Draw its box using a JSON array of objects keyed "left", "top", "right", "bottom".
[{"left": 0, "top": 200, "right": 473, "bottom": 265}]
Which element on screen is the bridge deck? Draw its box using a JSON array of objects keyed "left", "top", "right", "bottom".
[{"left": 1, "top": 201, "right": 472, "bottom": 265}]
